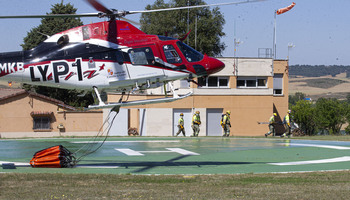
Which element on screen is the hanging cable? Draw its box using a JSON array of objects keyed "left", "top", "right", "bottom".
[{"left": 73, "top": 106, "right": 120, "bottom": 165}]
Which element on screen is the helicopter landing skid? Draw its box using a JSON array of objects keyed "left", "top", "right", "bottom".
[{"left": 86, "top": 91, "right": 193, "bottom": 110}]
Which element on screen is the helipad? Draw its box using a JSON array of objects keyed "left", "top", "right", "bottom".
[{"left": 1, "top": 137, "right": 350, "bottom": 174}]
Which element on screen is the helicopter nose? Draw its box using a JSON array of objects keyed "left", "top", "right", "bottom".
[{"left": 205, "top": 56, "right": 225, "bottom": 75}]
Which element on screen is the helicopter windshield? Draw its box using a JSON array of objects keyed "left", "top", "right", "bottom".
[{"left": 176, "top": 41, "right": 204, "bottom": 62}]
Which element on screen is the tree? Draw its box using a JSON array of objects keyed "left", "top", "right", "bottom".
[
  {"left": 289, "top": 92, "right": 306, "bottom": 107},
  {"left": 22, "top": 2, "right": 83, "bottom": 50},
  {"left": 345, "top": 93, "right": 350, "bottom": 104},
  {"left": 21, "top": 2, "right": 94, "bottom": 108},
  {"left": 140, "top": 0, "right": 226, "bottom": 56},
  {"left": 291, "top": 100, "right": 317, "bottom": 135},
  {"left": 345, "top": 104, "right": 350, "bottom": 134},
  {"left": 315, "top": 98, "right": 347, "bottom": 135}
]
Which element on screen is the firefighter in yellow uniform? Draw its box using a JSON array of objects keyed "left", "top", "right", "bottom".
[
  {"left": 222, "top": 110, "right": 231, "bottom": 137},
  {"left": 175, "top": 113, "right": 186, "bottom": 137},
  {"left": 265, "top": 113, "right": 277, "bottom": 137},
  {"left": 281, "top": 110, "right": 291, "bottom": 138},
  {"left": 191, "top": 111, "right": 201, "bottom": 137}
]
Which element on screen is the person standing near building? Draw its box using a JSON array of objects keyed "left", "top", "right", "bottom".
[
  {"left": 175, "top": 113, "right": 186, "bottom": 137},
  {"left": 281, "top": 110, "right": 291, "bottom": 138},
  {"left": 265, "top": 113, "right": 277, "bottom": 137},
  {"left": 221, "top": 110, "right": 231, "bottom": 137},
  {"left": 191, "top": 111, "right": 201, "bottom": 137}
]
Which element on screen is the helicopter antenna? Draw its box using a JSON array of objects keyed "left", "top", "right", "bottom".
[{"left": 37, "top": 31, "right": 50, "bottom": 39}]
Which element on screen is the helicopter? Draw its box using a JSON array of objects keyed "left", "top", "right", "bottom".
[{"left": 0, "top": 0, "right": 263, "bottom": 110}]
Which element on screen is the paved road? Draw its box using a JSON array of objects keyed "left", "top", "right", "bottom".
[{"left": 1, "top": 137, "right": 350, "bottom": 174}]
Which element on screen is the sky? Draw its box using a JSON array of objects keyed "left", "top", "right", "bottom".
[{"left": 0, "top": 0, "right": 349, "bottom": 66}]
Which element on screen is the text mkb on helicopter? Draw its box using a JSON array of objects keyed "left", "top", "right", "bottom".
[{"left": 0, "top": 0, "right": 261, "bottom": 109}]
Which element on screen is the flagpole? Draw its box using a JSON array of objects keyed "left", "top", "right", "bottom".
[
  {"left": 273, "top": 2, "right": 296, "bottom": 60},
  {"left": 273, "top": 10, "right": 277, "bottom": 59}
]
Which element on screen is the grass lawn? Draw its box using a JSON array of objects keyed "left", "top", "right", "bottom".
[{"left": 1, "top": 172, "right": 350, "bottom": 199}]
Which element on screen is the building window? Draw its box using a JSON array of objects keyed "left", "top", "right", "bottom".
[
  {"left": 237, "top": 77, "right": 267, "bottom": 88},
  {"left": 246, "top": 79, "right": 256, "bottom": 87},
  {"left": 273, "top": 74, "right": 283, "bottom": 95},
  {"left": 237, "top": 80, "right": 245, "bottom": 87},
  {"left": 198, "top": 76, "right": 229, "bottom": 88},
  {"left": 33, "top": 117, "right": 51, "bottom": 130},
  {"left": 219, "top": 78, "right": 228, "bottom": 87},
  {"left": 258, "top": 79, "right": 267, "bottom": 87}
]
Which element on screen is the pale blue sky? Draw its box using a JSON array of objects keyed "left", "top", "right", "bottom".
[{"left": 0, "top": 0, "right": 348, "bottom": 65}]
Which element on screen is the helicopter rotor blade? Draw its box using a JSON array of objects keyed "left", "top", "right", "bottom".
[
  {"left": 0, "top": 13, "right": 101, "bottom": 19},
  {"left": 127, "top": 0, "right": 266, "bottom": 15},
  {"left": 0, "top": 0, "right": 111, "bottom": 19},
  {"left": 0, "top": 0, "right": 265, "bottom": 20},
  {"left": 120, "top": 17, "right": 141, "bottom": 26},
  {"left": 85, "top": 0, "right": 113, "bottom": 15}
]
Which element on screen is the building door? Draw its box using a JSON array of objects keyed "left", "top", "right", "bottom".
[
  {"left": 206, "top": 108, "right": 223, "bottom": 136},
  {"left": 107, "top": 108, "right": 128, "bottom": 136},
  {"left": 173, "top": 109, "right": 192, "bottom": 136}
]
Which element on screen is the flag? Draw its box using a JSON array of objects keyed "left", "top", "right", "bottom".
[{"left": 276, "top": 2, "right": 296, "bottom": 15}]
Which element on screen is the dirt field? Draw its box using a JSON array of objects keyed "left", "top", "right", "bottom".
[{"left": 289, "top": 73, "right": 350, "bottom": 100}]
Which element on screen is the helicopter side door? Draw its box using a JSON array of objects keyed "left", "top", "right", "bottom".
[
  {"left": 104, "top": 49, "right": 130, "bottom": 82},
  {"left": 125, "top": 44, "right": 166, "bottom": 84}
]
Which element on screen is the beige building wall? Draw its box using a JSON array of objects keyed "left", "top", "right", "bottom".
[
  {"left": 145, "top": 108, "right": 172, "bottom": 136},
  {"left": 128, "top": 109, "right": 140, "bottom": 131},
  {"left": 56, "top": 111, "right": 103, "bottom": 137},
  {"left": 0, "top": 92, "right": 102, "bottom": 138},
  {"left": 272, "top": 59, "right": 289, "bottom": 134}
]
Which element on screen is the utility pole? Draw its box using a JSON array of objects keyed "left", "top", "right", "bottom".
[
  {"left": 195, "top": 16, "right": 197, "bottom": 49},
  {"left": 273, "top": 10, "right": 277, "bottom": 59},
  {"left": 187, "top": 0, "right": 190, "bottom": 45}
]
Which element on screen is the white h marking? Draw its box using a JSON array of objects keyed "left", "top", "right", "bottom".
[
  {"left": 115, "top": 148, "right": 199, "bottom": 156},
  {"left": 166, "top": 148, "right": 200, "bottom": 155},
  {"left": 269, "top": 156, "right": 350, "bottom": 166},
  {"left": 282, "top": 143, "right": 350, "bottom": 150},
  {"left": 116, "top": 148, "right": 144, "bottom": 156}
]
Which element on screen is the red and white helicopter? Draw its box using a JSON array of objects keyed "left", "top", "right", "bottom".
[{"left": 0, "top": 0, "right": 263, "bottom": 110}]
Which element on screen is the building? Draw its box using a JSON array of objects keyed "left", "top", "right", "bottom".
[
  {"left": 106, "top": 57, "right": 289, "bottom": 137},
  {"left": 0, "top": 88, "right": 102, "bottom": 138}
]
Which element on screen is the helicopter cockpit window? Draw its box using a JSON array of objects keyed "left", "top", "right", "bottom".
[
  {"left": 176, "top": 41, "right": 203, "bottom": 62},
  {"left": 82, "top": 26, "right": 90, "bottom": 40},
  {"left": 163, "top": 45, "right": 182, "bottom": 64},
  {"left": 128, "top": 47, "right": 155, "bottom": 65}
]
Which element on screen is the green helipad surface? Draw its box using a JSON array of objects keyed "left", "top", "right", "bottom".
[{"left": 1, "top": 137, "right": 350, "bottom": 174}]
